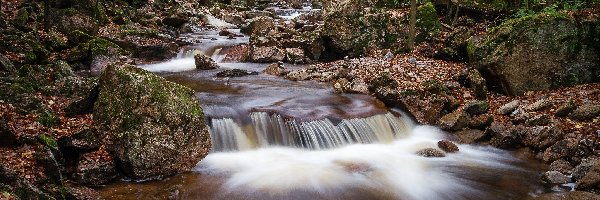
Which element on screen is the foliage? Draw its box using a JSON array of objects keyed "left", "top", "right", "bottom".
[
  {"left": 37, "top": 134, "right": 58, "bottom": 149},
  {"left": 37, "top": 110, "right": 60, "bottom": 127},
  {"left": 416, "top": 2, "right": 441, "bottom": 39}
]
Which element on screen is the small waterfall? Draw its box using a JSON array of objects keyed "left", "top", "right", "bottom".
[{"left": 209, "top": 112, "right": 412, "bottom": 151}]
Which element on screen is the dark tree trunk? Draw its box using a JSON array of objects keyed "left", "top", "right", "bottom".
[{"left": 408, "top": 0, "right": 417, "bottom": 51}]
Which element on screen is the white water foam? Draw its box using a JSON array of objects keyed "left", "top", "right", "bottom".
[{"left": 196, "top": 124, "right": 527, "bottom": 199}]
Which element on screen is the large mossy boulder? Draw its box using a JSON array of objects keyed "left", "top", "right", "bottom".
[
  {"left": 93, "top": 64, "right": 211, "bottom": 180},
  {"left": 475, "top": 12, "right": 599, "bottom": 95}
]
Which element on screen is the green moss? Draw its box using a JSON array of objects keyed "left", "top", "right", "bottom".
[
  {"left": 38, "top": 134, "right": 58, "bottom": 149},
  {"left": 37, "top": 110, "right": 60, "bottom": 127},
  {"left": 416, "top": 2, "right": 441, "bottom": 39},
  {"left": 423, "top": 80, "right": 449, "bottom": 94}
]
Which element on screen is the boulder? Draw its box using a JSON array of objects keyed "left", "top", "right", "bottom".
[
  {"left": 486, "top": 122, "right": 521, "bottom": 149},
  {"left": 555, "top": 100, "right": 577, "bottom": 117},
  {"left": 240, "top": 16, "right": 275, "bottom": 35},
  {"left": 72, "top": 149, "right": 118, "bottom": 187},
  {"left": 550, "top": 159, "right": 573, "bottom": 174},
  {"left": 216, "top": 69, "right": 259, "bottom": 77},
  {"left": 438, "top": 111, "right": 470, "bottom": 131},
  {"left": 525, "top": 114, "right": 551, "bottom": 126},
  {"left": 463, "top": 100, "right": 489, "bottom": 115},
  {"left": 416, "top": 148, "right": 446, "bottom": 158},
  {"left": 454, "top": 129, "right": 486, "bottom": 144},
  {"left": 475, "top": 13, "right": 599, "bottom": 95},
  {"left": 0, "top": 165, "right": 54, "bottom": 199},
  {"left": 469, "top": 114, "right": 493, "bottom": 130},
  {"left": 570, "top": 104, "right": 600, "bottom": 121},
  {"left": 437, "top": 140, "right": 459, "bottom": 153},
  {"left": 468, "top": 69, "right": 487, "bottom": 100},
  {"left": 520, "top": 125, "right": 565, "bottom": 150},
  {"left": 497, "top": 100, "right": 520, "bottom": 115},
  {"left": 542, "top": 138, "right": 578, "bottom": 163},
  {"left": 285, "top": 48, "right": 306, "bottom": 63},
  {"left": 542, "top": 171, "right": 571, "bottom": 184},
  {"left": 525, "top": 98, "right": 553, "bottom": 112},
  {"left": 57, "top": 127, "right": 100, "bottom": 151},
  {"left": 0, "top": 117, "right": 16, "bottom": 147},
  {"left": 577, "top": 161, "right": 600, "bottom": 190},
  {"left": 194, "top": 54, "right": 219, "bottom": 70},
  {"left": 249, "top": 46, "right": 285, "bottom": 62},
  {"left": 573, "top": 159, "right": 599, "bottom": 181},
  {"left": 93, "top": 65, "right": 211, "bottom": 180},
  {"left": 263, "top": 62, "right": 288, "bottom": 76},
  {"left": 54, "top": 9, "right": 98, "bottom": 37},
  {"left": 526, "top": 191, "right": 600, "bottom": 200}
]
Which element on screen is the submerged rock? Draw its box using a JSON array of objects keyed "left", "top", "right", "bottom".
[
  {"left": 216, "top": 69, "right": 259, "bottom": 77},
  {"left": 437, "top": 140, "right": 459, "bottom": 153},
  {"left": 93, "top": 65, "right": 211, "bottom": 180}
]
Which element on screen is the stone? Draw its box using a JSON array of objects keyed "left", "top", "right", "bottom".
[
  {"left": 573, "top": 159, "right": 599, "bottom": 181},
  {"left": 570, "top": 104, "right": 600, "bottom": 121},
  {"left": 543, "top": 138, "right": 578, "bottom": 163},
  {"left": 163, "top": 16, "right": 188, "bottom": 28},
  {"left": 497, "top": 100, "right": 520, "bottom": 115},
  {"left": 486, "top": 122, "right": 520, "bottom": 149},
  {"left": 525, "top": 98, "right": 553, "bottom": 112},
  {"left": 57, "top": 127, "right": 100, "bottom": 151},
  {"left": 34, "top": 147, "right": 63, "bottom": 184},
  {"left": 64, "top": 85, "right": 100, "bottom": 117},
  {"left": 0, "top": 54, "right": 16, "bottom": 75},
  {"left": 72, "top": 149, "right": 118, "bottom": 187},
  {"left": 469, "top": 114, "right": 493, "bottom": 129},
  {"left": 194, "top": 54, "right": 219, "bottom": 70},
  {"left": 438, "top": 111, "right": 470, "bottom": 131},
  {"left": 0, "top": 165, "right": 54, "bottom": 199},
  {"left": 94, "top": 65, "right": 212, "bottom": 180},
  {"left": 520, "top": 125, "right": 565, "bottom": 150},
  {"left": 454, "top": 129, "right": 486, "bottom": 144},
  {"left": 0, "top": 116, "right": 16, "bottom": 147},
  {"left": 285, "top": 48, "right": 305, "bottom": 63},
  {"left": 543, "top": 171, "right": 571, "bottom": 184},
  {"left": 510, "top": 108, "right": 531, "bottom": 124},
  {"left": 525, "top": 114, "right": 551, "bottom": 126},
  {"left": 437, "top": 140, "right": 459, "bottom": 153},
  {"left": 463, "top": 100, "right": 489, "bottom": 115},
  {"left": 240, "top": 16, "right": 275, "bottom": 35},
  {"left": 468, "top": 70, "right": 487, "bottom": 100},
  {"left": 526, "top": 191, "right": 600, "bottom": 200},
  {"left": 550, "top": 159, "right": 574, "bottom": 174},
  {"left": 263, "top": 62, "right": 288, "bottom": 76},
  {"left": 416, "top": 148, "right": 446, "bottom": 158},
  {"left": 249, "top": 46, "right": 285, "bottom": 63},
  {"left": 223, "top": 14, "right": 245, "bottom": 26},
  {"left": 475, "top": 14, "right": 599, "bottom": 95},
  {"left": 216, "top": 69, "right": 259, "bottom": 77},
  {"left": 577, "top": 161, "right": 600, "bottom": 190},
  {"left": 555, "top": 100, "right": 577, "bottom": 117}
]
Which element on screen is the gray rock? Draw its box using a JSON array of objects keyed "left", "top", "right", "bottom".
[
  {"left": 0, "top": 165, "right": 55, "bottom": 199},
  {"left": 543, "top": 138, "right": 578, "bottom": 163},
  {"left": 94, "top": 65, "right": 211, "bottom": 180},
  {"left": 463, "top": 100, "right": 489, "bottom": 115},
  {"left": 416, "top": 148, "right": 446, "bottom": 157},
  {"left": 525, "top": 98, "right": 553, "bottom": 112},
  {"left": 469, "top": 114, "right": 494, "bottom": 129},
  {"left": 525, "top": 114, "right": 551, "bottom": 126},
  {"left": 454, "top": 129, "right": 486, "bottom": 144},
  {"left": 576, "top": 161, "right": 600, "bottom": 190},
  {"left": 555, "top": 100, "right": 577, "bottom": 117},
  {"left": 263, "top": 62, "right": 288, "bottom": 76},
  {"left": 486, "top": 122, "right": 520, "bottom": 149},
  {"left": 550, "top": 159, "right": 574, "bottom": 174},
  {"left": 497, "top": 100, "right": 520, "bottom": 115},
  {"left": 573, "top": 159, "right": 599, "bottom": 181},
  {"left": 285, "top": 48, "right": 306, "bottom": 63},
  {"left": 520, "top": 125, "right": 565, "bottom": 150},
  {"left": 570, "top": 104, "right": 600, "bottom": 121},
  {"left": 194, "top": 54, "right": 218, "bottom": 70},
  {"left": 73, "top": 150, "right": 118, "bottom": 187},
  {"left": 439, "top": 111, "right": 470, "bottom": 131},
  {"left": 216, "top": 69, "right": 259, "bottom": 77},
  {"left": 57, "top": 127, "right": 100, "bottom": 151},
  {"left": 543, "top": 171, "right": 571, "bottom": 184}
]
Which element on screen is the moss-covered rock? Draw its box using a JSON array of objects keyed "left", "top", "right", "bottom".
[
  {"left": 416, "top": 2, "right": 441, "bottom": 40},
  {"left": 475, "top": 12, "right": 600, "bottom": 95},
  {"left": 93, "top": 64, "right": 211, "bottom": 180}
]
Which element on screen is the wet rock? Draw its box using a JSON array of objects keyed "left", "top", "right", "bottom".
[
  {"left": 454, "top": 129, "right": 486, "bottom": 144},
  {"left": 550, "top": 159, "right": 574, "bottom": 174},
  {"left": 486, "top": 122, "right": 521, "bottom": 149},
  {"left": 525, "top": 114, "right": 551, "bottom": 126},
  {"left": 0, "top": 165, "right": 54, "bottom": 199},
  {"left": 526, "top": 191, "right": 600, "bottom": 200},
  {"left": 475, "top": 14, "right": 599, "bottom": 95},
  {"left": 249, "top": 46, "right": 285, "bottom": 63},
  {"left": 285, "top": 48, "right": 305, "bottom": 63},
  {"left": 416, "top": 148, "right": 446, "bottom": 158},
  {"left": 194, "top": 54, "right": 219, "bottom": 70},
  {"left": 555, "top": 100, "right": 577, "bottom": 117},
  {"left": 216, "top": 69, "right": 259, "bottom": 77},
  {"left": 497, "top": 100, "right": 520, "bottom": 115},
  {"left": 521, "top": 125, "right": 565, "bottom": 150},
  {"left": 58, "top": 127, "right": 100, "bottom": 151},
  {"left": 73, "top": 150, "right": 118, "bottom": 187},
  {"left": 577, "top": 161, "right": 600, "bottom": 190},
  {"left": 438, "top": 111, "right": 470, "bottom": 131},
  {"left": 241, "top": 16, "right": 275, "bottom": 35},
  {"left": 525, "top": 98, "right": 553, "bottom": 112},
  {"left": 94, "top": 65, "right": 212, "bottom": 180},
  {"left": 463, "top": 100, "right": 488, "bottom": 115},
  {"left": 0, "top": 116, "right": 16, "bottom": 147},
  {"left": 437, "top": 140, "right": 459, "bottom": 153},
  {"left": 136, "top": 43, "right": 179, "bottom": 62},
  {"left": 263, "top": 62, "right": 288, "bottom": 76},
  {"left": 573, "top": 159, "right": 599, "bottom": 181},
  {"left": 469, "top": 114, "right": 493, "bottom": 130},
  {"left": 543, "top": 138, "right": 578, "bottom": 163},
  {"left": 468, "top": 70, "right": 487, "bottom": 100},
  {"left": 570, "top": 104, "right": 600, "bottom": 121},
  {"left": 543, "top": 171, "right": 571, "bottom": 184}
]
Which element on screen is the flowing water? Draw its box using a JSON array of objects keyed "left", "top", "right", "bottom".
[{"left": 100, "top": 10, "right": 546, "bottom": 200}]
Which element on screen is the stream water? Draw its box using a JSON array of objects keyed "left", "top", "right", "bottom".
[{"left": 100, "top": 10, "right": 547, "bottom": 200}]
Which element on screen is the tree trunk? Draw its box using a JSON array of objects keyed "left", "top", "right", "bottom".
[
  {"left": 452, "top": 4, "right": 460, "bottom": 27},
  {"left": 44, "top": 0, "right": 50, "bottom": 30},
  {"left": 408, "top": 0, "right": 417, "bottom": 51}
]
